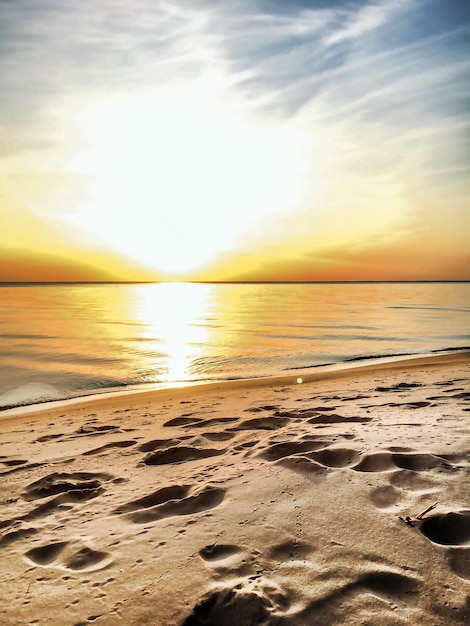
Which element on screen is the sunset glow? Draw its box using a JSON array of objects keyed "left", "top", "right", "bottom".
[
  {"left": 1, "top": 0, "right": 469, "bottom": 282},
  {"left": 65, "top": 91, "right": 305, "bottom": 276}
]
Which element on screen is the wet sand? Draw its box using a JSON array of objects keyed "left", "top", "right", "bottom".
[{"left": 0, "top": 352, "right": 469, "bottom": 625}]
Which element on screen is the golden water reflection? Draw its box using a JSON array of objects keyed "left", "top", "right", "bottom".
[
  {"left": 131, "top": 283, "right": 215, "bottom": 382},
  {"left": 1, "top": 282, "right": 469, "bottom": 407}
]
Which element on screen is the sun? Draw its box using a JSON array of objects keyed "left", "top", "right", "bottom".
[{"left": 63, "top": 86, "right": 304, "bottom": 277}]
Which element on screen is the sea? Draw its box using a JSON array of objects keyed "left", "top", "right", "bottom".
[{"left": 0, "top": 282, "right": 469, "bottom": 410}]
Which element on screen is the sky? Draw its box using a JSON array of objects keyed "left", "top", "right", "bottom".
[{"left": 0, "top": 0, "right": 469, "bottom": 282}]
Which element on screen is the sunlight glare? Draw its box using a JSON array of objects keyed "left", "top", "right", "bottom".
[
  {"left": 132, "top": 283, "right": 213, "bottom": 382},
  {"left": 65, "top": 89, "right": 305, "bottom": 276}
]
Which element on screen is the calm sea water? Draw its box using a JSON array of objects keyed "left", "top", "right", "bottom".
[{"left": 0, "top": 282, "right": 469, "bottom": 409}]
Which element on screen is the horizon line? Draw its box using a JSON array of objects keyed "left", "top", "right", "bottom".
[{"left": 1, "top": 280, "right": 469, "bottom": 286}]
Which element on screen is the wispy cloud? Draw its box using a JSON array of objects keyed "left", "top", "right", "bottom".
[
  {"left": 324, "top": 0, "right": 411, "bottom": 45},
  {"left": 0, "top": 0, "right": 468, "bottom": 279}
]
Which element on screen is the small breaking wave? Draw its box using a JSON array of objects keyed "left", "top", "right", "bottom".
[{"left": 0, "top": 383, "right": 63, "bottom": 409}]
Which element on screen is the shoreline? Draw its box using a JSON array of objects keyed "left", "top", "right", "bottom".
[{"left": 2, "top": 348, "right": 469, "bottom": 420}]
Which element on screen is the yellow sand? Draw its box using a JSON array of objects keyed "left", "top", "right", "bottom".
[{"left": 0, "top": 352, "right": 469, "bottom": 625}]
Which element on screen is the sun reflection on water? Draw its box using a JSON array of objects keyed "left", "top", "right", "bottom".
[{"left": 131, "top": 283, "right": 214, "bottom": 383}]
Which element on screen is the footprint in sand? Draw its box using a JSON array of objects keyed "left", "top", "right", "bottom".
[
  {"left": 369, "top": 485, "right": 402, "bottom": 509},
  {"left": 66, "top": 547, "right": 112, "bottom": 571},
  {"left": 188, "top": 417, "right": 240, "bottom": 429},
  {"left": 448, "top": 391, "right": 470, "bottom": 400},
  {"left": 391, "top": 453, "right": 449, "bottom": 471},
  {"left": 389, "top": 469, "right": 438, "bottom": 491},
  {"left": 115, "top": 485, "right": 191, "bottom": 514},
  {"left": 36, "top": 433, "right": 63, "bottom": 443},
  {"left": 352, "top": 452, "right": 451, "bottom": 473},
  {"left": 24, "top": 472, "right": 113, "bottom": 501},
  {"left": 0, "top": 527, "right": 37, "bottom": 547},
  {"left": 83, "top": 440, "right": 136, "bottom": 456},
  {"left": 374, "top": 401, "right": 432, "bottom": 410},
  {"left": 183, "top": 566, "right": 419, "bottom": 626},
  {"left": 351, "top": 569, "right": 419, "bottom": 605},
  {"left": 276, "top": 455, "right": 330, "bottom": 479},
  {"left": 257, "top": 440, "right": 331, "bottom": 462},
  {"left": 183, "top": 577, "right": 291, "bottom": 626},
  {"left": 375, "top": 382, "right": 422, "bottom": 392},
  {"left": 0, "top": 472, "right": 115, "bottom": 531},
  {"left": 199, "top": 544, "right": 242, "bottom": 562},
  {"left": 69, "top": 425, "right": 123, "bottom": 438},
  {"left": 137, "top": 438, "right": 188, "bottom": 452},
  {"left": 274, "top": 408, "right": 328, "bottom": 419},
  {"left": 268, "top": 539, "right": 314, "bottom": 562},
  {"left": 198, "top": 544, "right": 253, "bottom": 577},
  {"left": 442, "top": 449, "right": 470, "bottom": 461},
  {"left": 25, "top": 541, "right": 112, "bottom": 572},
  {"left": 21, "top": 490, "right": 100, "bottom": 522},
  {"left": 163, "top": 416, "right": 204, "bottom": 427},
  {"left": 446, "top": 548, "right": 470, "bottom": 580},
  {"left": 419, "top": 510, "right": 470, "bottom": 546},
  {"left": 183, "top": 588, "right": 273, "bottom": 626},
  {"left": 233, "top": 441, "right": 257, "bottom": 453},
  {"left": 233, "top": 416, "right": 290, "bottom": 430},
  {"left": 282, "top": 406, "right": 337, "bottom": 414},
  {"left": 258, "top": 440, "right": 360, "bottom": 472},
  {"left": 245, "top": 404, "right": 281, "bottom": 413},
  {"left": 307, "top": 414, "right": 372, "bottom": 425},
  {"left": 308, "top": 447, "right": 361, "bottom": 468},
  {"left": 34, "top": 424, "right": 123, "bottom": 444},
  {"left": 295, "top": 568, "right": 419, "bottom": 624},
  {"left": 202, "top": 431, "right": 235, "bottom": 442},
  {"left": 142, "top": 445, "right": 225, "bottom": 466},
  {"left": 24, "top": 541, "right": 68, "bottom": 565},
  {"left": 0, "top": 461, "right": 44, "bottom": 477},
  {"left": 1, "top": 458, "right": 27, "bottom": 467},
  {"left": 115, "top": 484, "right": 226, "bottom": 524}
]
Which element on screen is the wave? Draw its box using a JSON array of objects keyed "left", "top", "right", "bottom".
[{"left": 2, "top": 347, "right": 468, "bottom": 413}]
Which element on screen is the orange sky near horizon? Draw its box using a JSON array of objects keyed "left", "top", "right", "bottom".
[{"left": 1, "top": 1, "right": 469, "bottom": 283}]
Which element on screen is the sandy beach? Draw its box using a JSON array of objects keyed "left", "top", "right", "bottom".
[{"left": 0, "top": 351, "right": 469, "bottom": 625}]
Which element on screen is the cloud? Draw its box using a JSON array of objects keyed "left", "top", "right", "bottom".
[
  {"left": 0, "top": 0, "right": 468, "bottom": 280},
  {"left": 2, "top": 1, "right": 467, "bottom": 139},
  {"left": 324, "top": 0, "right": 411, "bottom": 45},
  {"left": 0, "top": 201, "right": 160, "bottom": 282},
  {"left": 209, "top": 231, "right": 470, "bottom": 282}
]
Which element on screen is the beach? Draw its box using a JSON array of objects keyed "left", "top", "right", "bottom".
[{"left": 0, "top": 351, "right": 469, "bottom": 625}]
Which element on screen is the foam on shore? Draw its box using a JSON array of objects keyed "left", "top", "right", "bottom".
[{"left": 2, "top": 349, "right": 468, "bottom": 420}]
